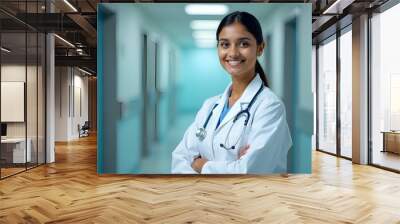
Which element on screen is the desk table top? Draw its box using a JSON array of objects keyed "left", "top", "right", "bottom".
[{"left": 1, "top": 138, "right": 29, "bottom": 143}]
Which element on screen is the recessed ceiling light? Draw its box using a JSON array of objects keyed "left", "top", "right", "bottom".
[
  {"left": 196, "top": 39, "right": 217, "bottom": 44},
  {"left": 54, "top": 34, "right": 75, "bottom": 48},
  {"left": 195, "top": 41, "right": 217, "bottom": 49},
  {"left": 195, "top": 38, "right": 217, "bottom": 48},
  {"left": 78, "top": 67, "right": 92, "bottom": 76},
  {"left": 185, "top": 4, "right": 228, "bottom": 15},
  {"left": 1, "top": 47, "right": 11, "bottom": 53},
  {"left": 190, "top": 20, "right": 220, "bottom": 30},
  {"left": 192, "top": 31, "right": 216, "bottom": 40},
  {"left": 63, "top": 0, "right": 78, "bottom": 12},
  {"left": 322, "top": 0, "right": 352, "bottom": 14}
]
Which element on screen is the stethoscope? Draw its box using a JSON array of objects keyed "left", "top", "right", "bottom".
[{"left": 195, "top": 84, "right": 264, "bottom": 150}]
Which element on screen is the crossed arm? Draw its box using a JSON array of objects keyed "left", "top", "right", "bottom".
[{"left": 191, "top": 145, "right": 250, "bottom": 173}]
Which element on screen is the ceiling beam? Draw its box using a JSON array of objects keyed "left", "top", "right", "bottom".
[
  {"left": 67, "top": 13, "right": 97, "bottom": 46},
  {"left": 55, "top": 55, "right": 96, "bottom": 71}
]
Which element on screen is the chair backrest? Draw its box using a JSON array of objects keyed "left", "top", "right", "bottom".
[{"left": 82, "top": 121, "right": 90, "bottom": 129}]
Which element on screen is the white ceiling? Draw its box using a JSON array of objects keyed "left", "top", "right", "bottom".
[{"left": 137, "top": 3, "right": 278, "bottom": 48}]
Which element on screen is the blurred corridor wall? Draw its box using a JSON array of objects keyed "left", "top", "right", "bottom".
[
  {"left": 98, "top": 4, "right": 179, "bottom": 173},
  {"left": 260, "top": 4, "right": 313, "bottom": 173}
]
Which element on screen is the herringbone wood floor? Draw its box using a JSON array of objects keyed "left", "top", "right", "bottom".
[{"left": 1, "top": 134, "right": 400, "bottom": 223}]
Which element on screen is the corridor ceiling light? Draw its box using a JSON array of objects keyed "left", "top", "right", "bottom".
[
  {"left": 192, "top": 30, "right": 216, "bottom": 40},
  {"left": 196, "top": 42, "right": 217, "bottom": 49},
  {"left": 185, "top": 4, "right": 229, "bottom": 15},
  {"left": 190, "top": 20, "right": 220, "bottom": 30},
  {"left": 1, "top": 47, "right": 11, "bottom": 53},
  {"left": 63, "top": 0, "right": 78, "bottom": 12},
  {"left": 195, "top": 39, "right": 217, "bottom": 48},
  {"left": 54, "top": 34, "right": 75, "bottom": 48},
  {"left": 78, "top": 67, "right": 92, "bottom": 76},
  {"left": 195, "top": 39, "right": 217, "bottom": 44}
]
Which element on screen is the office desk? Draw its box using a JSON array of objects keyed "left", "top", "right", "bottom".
[
  {"left": 381, "top": 131, "right": 400, "bottom": 154},
  {"left": 1, "top": 138, "right": 31, "bottom": 163}
]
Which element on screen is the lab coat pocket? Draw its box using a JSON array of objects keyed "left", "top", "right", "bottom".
[{"left": 196, "top": 139, "right": 207, "bottom": 159}]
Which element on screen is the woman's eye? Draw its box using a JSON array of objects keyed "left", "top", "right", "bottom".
[
  {"left": 239, "top": 41, "right": 249, "bottom": 47},
  {"left": 219, "top": 42, "right": 229, "bottom": 48}
]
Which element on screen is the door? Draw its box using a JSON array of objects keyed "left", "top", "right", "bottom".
[
  {"left": 283, "top": 18, "right": 298, "bottom": 172},
  {"left": 143, "top": 37, "right": 158, "bottom": 157}
]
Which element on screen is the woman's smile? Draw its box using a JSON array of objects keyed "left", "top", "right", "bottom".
[{"left": 226, "top": 59, "right": 245, "bottom": 67}]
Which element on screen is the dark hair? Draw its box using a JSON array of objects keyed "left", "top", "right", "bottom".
[{"left": 216, "top": 11, "right": 269, "bottom": 87}]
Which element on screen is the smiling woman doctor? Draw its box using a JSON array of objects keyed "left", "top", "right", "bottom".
[{"left": 171, "top": 11, "right": 292, "bottom": 174}]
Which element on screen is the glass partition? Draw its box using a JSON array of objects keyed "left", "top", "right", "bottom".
[
  {"left": 1, "top": 30, "right": 28, "bottom": 177},
  {"left": 371, "top": 3, "right": 400, "bottom": 171},
  {"left": 317, "top": 36, "right": 337, "bottom": 155},
  {"left": 339, "top": 28, "right": 352, "bottom": 158},
  {"left": 0, "top": 1, "right": 46, "bottom": 179}
]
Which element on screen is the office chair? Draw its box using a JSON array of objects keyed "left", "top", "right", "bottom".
[{"left": 79, "top": 121, "right": 90, "bottom": 138}]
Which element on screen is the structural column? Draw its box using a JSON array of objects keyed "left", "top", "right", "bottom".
[
  {"left": 352, "top": 14, "right": 369, "bottom": 164},
  {"left": 46, "top": 1, "right": 55, "bottom": 163}
]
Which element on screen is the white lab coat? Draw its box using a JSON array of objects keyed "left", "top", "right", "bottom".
[{"left": 171, "top": 75, "right": 292, "bottom": 174}]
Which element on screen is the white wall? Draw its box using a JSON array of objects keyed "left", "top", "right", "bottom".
[
  {"left": 1, "top": 63, "right": 46, "bottom": 163},
  {"left": 55, "top": 67, "right": 89, "bottom": 141},
  {"left": 55, "top": 67, "right": 68, "bottom": 141},
  {"left": 1, "top": 65, "right": 41, "bottom": 137},
  {"left": 1, "top": 65, "right": 26, "bottom": 131},
  {"left": 74, "top": 73, "right": 89, "bottom": 137}
]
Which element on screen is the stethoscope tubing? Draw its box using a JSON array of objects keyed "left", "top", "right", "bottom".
[{"left": 197, "top": 84, "right": 264, "bottom": 150}]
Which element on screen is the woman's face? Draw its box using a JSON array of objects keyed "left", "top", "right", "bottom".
[{"left": 217, "top": 22, "right": 264, "bottom": 79}]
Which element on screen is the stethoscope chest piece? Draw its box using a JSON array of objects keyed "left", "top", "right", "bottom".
[{"left": 196, "top": 127, "right": 206, "bottom": 141}]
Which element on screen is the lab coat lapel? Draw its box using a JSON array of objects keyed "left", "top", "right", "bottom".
[
  {"left": 215, "top": 75, "right": 262, "bottom": 132},
  {"left": 208, "top": 83, "right": 231, "bottom": 132}
]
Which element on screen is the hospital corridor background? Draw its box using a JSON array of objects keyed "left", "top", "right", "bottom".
[{"left": 97, "top": 3, "right": 311, "bottom": 174}]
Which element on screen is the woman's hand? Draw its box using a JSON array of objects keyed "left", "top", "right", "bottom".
[
  {"left": 191, "top": 156, "right": 208, "bottom": 173},
  {"left": 191, "top": 145, "right": 249, "bottom": 173},
  {"left": 238, "top": 144, "right": 250, "bottom": 159}
]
